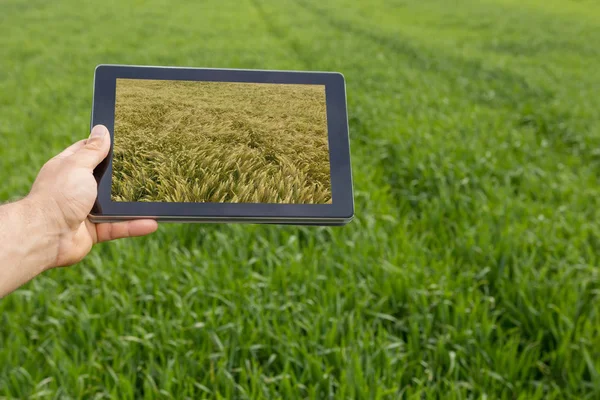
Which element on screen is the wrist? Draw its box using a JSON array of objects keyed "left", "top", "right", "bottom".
[{"left": 19, "top": 195, "right": 62, "bottom": 270}]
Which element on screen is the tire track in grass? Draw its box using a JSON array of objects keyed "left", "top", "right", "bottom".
[
  {"left": 268, "top": 0, "right": 595, "bottom": 226},
  {"left": 291, "top": 0, "right": 600, "bottom": 210},
  {"left": 264, "top": 0, "right": 511, "bottom": 212},
  {"left": 293, "top": 0, "right": 550, "bottom": 108},
  {"left": 247, "top": 0, "right": 419, "bottom": 215},
  {"left": 247, "top": 0, "right": 505, "bottom": 253},
  {"left": 248, "top": 0, "right": 388, "bottom": 253},
  {"left": 248, "top": 0, "right": 596, "bottom": 247},
  {"left": 294, "top": 0, "right": 599, "bottom": 167},
  {"left": 249, "top": 0, "right": 313, "bottom": 69}
]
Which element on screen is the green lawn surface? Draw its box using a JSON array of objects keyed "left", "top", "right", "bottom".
[{"left": 1, "top": 0, "right": 600, "bottom": 398}]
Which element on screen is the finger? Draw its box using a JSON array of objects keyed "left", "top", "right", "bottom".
[
  {"left": 72, "top": 125, "right": 111, "bottom": 169},
  {"left": 53, "top": 139, "right": 87, "bottom": 160},
  {"left": 95, "top": 219, "right": 158, "bottom": 243}
]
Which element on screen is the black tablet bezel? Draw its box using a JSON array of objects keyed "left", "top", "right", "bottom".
[{"left": 91, "top": 64, "right": 353, "bottom": 221}]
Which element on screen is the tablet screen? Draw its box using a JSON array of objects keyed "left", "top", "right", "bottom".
[{"left": 111, "top": 78, "right": 331, "bottom": 204}]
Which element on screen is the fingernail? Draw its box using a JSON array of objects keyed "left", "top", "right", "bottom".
[{"left": 90, "top": 125, "right": 108, "bottom": 139}]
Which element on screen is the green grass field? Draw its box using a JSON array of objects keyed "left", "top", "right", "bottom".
[
  {"left": 112, "top": 79, "right": 331, "bottom": 204},
  {"left": 1, "top": 0, "right": 600, "bottom": 398}
]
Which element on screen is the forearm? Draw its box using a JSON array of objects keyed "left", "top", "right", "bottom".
[{"left": 0, "top": 197, "right": 58, "bottom": 297}]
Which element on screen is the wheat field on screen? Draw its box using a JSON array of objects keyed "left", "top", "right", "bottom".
[{"left": 111, "top": 79, "right": 331, "bottom": 203}]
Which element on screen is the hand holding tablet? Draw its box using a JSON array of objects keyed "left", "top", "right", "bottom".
[{"left": 91, "top": 65, "right": 354, "bottom": 225}]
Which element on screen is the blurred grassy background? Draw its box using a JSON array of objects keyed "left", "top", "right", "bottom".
[{"left": 1, "top": 0, "right": 600, "bottom": 398}]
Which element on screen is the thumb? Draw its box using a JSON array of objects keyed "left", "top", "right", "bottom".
[{"left": 73, "top": 125, "right": 111, "bottom": 169}]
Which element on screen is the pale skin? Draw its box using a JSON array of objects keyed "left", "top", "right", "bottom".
[{"left": 0, "top": 125, "right": 158, "bottom": 298}]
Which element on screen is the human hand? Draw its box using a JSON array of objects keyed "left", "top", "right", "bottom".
[{"left": 27, "top": 125, "right": 158, "bottom": 268}]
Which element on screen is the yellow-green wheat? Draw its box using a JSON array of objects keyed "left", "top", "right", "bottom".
[{"left": 111, "top": 79, "right": 332, "bottom": 204}]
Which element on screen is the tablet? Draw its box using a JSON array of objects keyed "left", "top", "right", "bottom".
[{"left": 90, "top": 64, "right": 353, "bottom": 225}]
